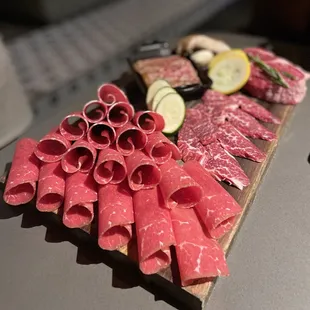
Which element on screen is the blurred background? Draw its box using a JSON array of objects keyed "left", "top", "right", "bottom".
[{"left": 0, "top": 0, "right": 310, "bottom": 147}]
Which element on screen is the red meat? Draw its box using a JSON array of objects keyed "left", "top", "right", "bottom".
[
  {"left": 97, "top": 83, "right": 128, "bottom": 105},
  {"left": 59, "top": 112, "right": 89, "bottom": 141},
  {"left": 3, "top": 138, "right": 40, "bottom": 206},
  {"left": 133, "top": 111, "right": 165, "bottom": 134},
  {"left": 87, "top": 121, "right": 116, "bottom": 150},
  {"left": 98, "top": 182, "right": 134, "bottom": 250},
  {"left": 36, "top": 162, "right": 65, "bottom": 212},
  {"left": 106, "top": 102, "right": 135, "bottom": 128},
  {"left": 133, "top": 187, "right": 176, "bottom": 274},
  {"left": 82, "top": 100, "right": 108, "bottom": 123}
]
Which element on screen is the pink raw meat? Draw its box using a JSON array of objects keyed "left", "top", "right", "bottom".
[
  {"left": 144, "top": 131, "right": 181, "bottom": 165},
  {"left": 98, "top": 182, "right": 134, "bottom": 250},
  {"left": 216, "top": 123, "right": 265, "bottom": 162},
  {"left": 227, "top": 109, "right": 276, "bottom": 141},
  {"left": 159, "top": 159, "right": 202, "bottom": 209},
  {"left": 125, "top": 150, "right": 161, "bottom": 191},
  {"left": 63, "top": 171, "right": 97, "bottom": 228},
  {"left": 107, "top": 102, "right": 134, "bottom": 128},
  {"left": 36, "top": 162, "right": 65, "bottom": 212},
  {"left": 82, "top": 100, "right": 108, "bottom": 123},
  {"left": 59, "top": 112, "right": 89, "bottom": 141},
  {"left": 133, "top": 187, "right": 176, "bottom": 274},
  {"left": 204, "top": 142, "right": 250, "bottom": 190},
  {"left": 171, "top": 207, "right": 229, "bottom": 286},
  {"left": 87, "top": 121, "right": 116, "bottom": 149},
  {"left": 97, "top": 83, "right": 128, "bottom": 105},
  {"left": 183, "top": 161, "right": 242, "bottom": 239},
  {"left": 133, "top": 111, "right": 165, "bottom": 134},
  {"left": 61, "top": 137, "right": 97, "bottom": 174},
  {"left": 115, "top": 123, "right": 148, "bottom": 156},
  {"left": 93, "top": 147, "right": 127, "bottom": 185},
  {"left": 35, "top": 129, "right": 71, "bottom": 163},
  {"left": 244, "top": 47, "right": 310, "bottom": 105},
  {"left": 4, "top": 138, "right": 40, "bottom": 206}
]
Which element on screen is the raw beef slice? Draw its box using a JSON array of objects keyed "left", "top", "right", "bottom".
[
  {"left": 93, "top": 147, "right": 127, "bottom": 185},
  {"left": 36, "top": 162, "right": 65, "bottom": 212},
  {"left": 183, "top": 161, "right": 242, "bottom": 239},
  {"left": 159, "top": 159, "right": 202, "bottom": 209},
  {"left": 87, "top": 121, "right": 116, "bottom": 150},
  {"left": 171, "top": 207, "right": 229, "bottom": 286},
  {"left": 4, "top": 138, "right": 40, "bottom": 206},
  {"left": 63, "top": 171, "right": 97, "bottom": 228},
  {"left": 59, "top": 112, "right": 89, "bottom": 141},
  {"left": 97, "top": 83, "right": 128, "bottom": 105},
  {"left": 125, "top": 150, "right": 161, "bottom": 191},
  {"left": 98, "top": 182, "right": 134, "bottom": 250},
  {"left": 106, "top": 102, "right": 134, "bottom": 128},
  {"left": 133, "top": 187, "right": 176, "bottom": 274},
  {"left": 83, "top": 100, "right": 108, "bottom": 123},
  {"left": 133, "top": 111, "right": 165, "bottom": 134}
]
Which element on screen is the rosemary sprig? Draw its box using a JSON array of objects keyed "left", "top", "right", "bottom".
[
  {"left": 247, "top": 54, "right": 289, "bottom": 88},
  {"left": 281, "top": 71, "right": 295, "bottom": 80}
]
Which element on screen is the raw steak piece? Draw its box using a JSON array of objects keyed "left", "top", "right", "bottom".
[
  {"left": 98, "top": 182, "right": 134, "bottom": 250},
  {"left": 36, "top": 162, "right": 65, "bottom": 212},
  {"left": 171, "top": 207, "right": 229, "bottom": 286},
  {"left": 63, "top": 171, "right": 97, "bottom": 228},
  {"left": 59, "top": 112, "right": 89, "bottom": 141},
  {"left": 35, "top": 129, "right": 71, "bottom": 162},
  {"left": 87, "top": 121, "right": 116, "bottom": 150},
  {"left": 82, "top": 100, "right": 108, "bottom": 124},
  {"left": 216, "top": 123, "right": 265, "bottom": 162},
  {"left": 125, "top": 150, "right": 161, "bottom": 191},
  {"left": 227, "top": 109, "right": 276, "bottom": 141},
  {"left": 115, "top": 123, "right": 148, "bottom": 156},
  {"left": 244, "top": 47, "right": 310, "bottom": 105},
  {"left": 97, "top": 83, "right": 128, "bottom": 105},
  {"left": 93, "top": 147, "right": 127, "bottom": 185},
  {"left": 61, "top": 138, "right": 97, "bottom": 174},
  {"left": 133, "top": 187, "right": 176, "bottom": 274},
  {"left": 106, "top": 102, "right": 135, "bottom": 128},
  {"left": 159, "top": 159, "right": 202, "bottom": 209},
  {"left": 183, "top": 161, "right": 242, "bottom": 239},
  {"left": 204, "top": 142, "right": 250, "bottom": 190},
  {"left": 4, "top": 138, "right": 40, "bottom": 206},
  {"left": 133, "top": 111, "right": 165, "bottom": 134},
  {"left": 144, "top": 131, "right": 181, "bottom": 165}
]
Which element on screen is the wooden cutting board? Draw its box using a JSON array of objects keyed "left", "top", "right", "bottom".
[{"left": 0, "top": 75, "right": 296, "bottom": 310}]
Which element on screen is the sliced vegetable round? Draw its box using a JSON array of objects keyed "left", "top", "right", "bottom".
[
  {"left": 155, "top": 93, "right": 186, "bottom": 135},
  {"left": 151, "top": 86, "right": 176, "bottom": 111},
  {"left": 146, "top": 79, "right": 171, "bottom": 105},
  {"left": 208, "top": 49, "right": 251, "bottom": 94}
]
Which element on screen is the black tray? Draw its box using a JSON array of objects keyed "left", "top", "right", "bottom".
[{"left": 127, "top": 41, "right": 212, "bottom": 102}]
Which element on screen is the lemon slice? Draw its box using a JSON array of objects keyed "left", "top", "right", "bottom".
[{"left": 208, "top": 49, "right": 250, "bottom": 94}]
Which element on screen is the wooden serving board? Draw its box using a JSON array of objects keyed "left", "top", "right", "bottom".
[{"left": 0, "top": 74, "right": 296, "bottom": 310}]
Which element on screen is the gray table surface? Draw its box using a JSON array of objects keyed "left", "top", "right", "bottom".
[{"left": 1, "top": 33, "right": 310, "bottom": 310}]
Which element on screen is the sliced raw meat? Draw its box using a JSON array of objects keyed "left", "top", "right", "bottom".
[
  {"left": 171, "top": 207, "right": 229, "bottom": 286},
  {"left": 35, "top": 129, "right": 71, "bottom": 163},
  {"left": 231, "top": 94, "right": 280, "bottom": 124},
  {"left": 159, "top": 159, "right": 202, "bottom": 209},
  {"left": 97, "top": 83, "right": 128, "bottom": 105},
  {"left": 227, "top": 109, "right": 276, "bottom": 141},
  {"left": 216, "top": 123, "right": 265, "bottom": 162},
  {"left": 3, "top": 138, "right": 40, "bottom": 206},
  {"left": 87, "top": 121, "right": 116, "bottom": 149},
  {"left": 203, "top": 89, "right": 227, "bottom": 103},
  {"left": 61, "top": 138, "right": 97, "bottom": 174},
  {"left": 82, "top": 100, "right": 108, "bottom": 123},
  {"left": 115, "top": 123, "right": 148, "bottom": 156},
  {"left": 183, "top": 161, "right": 242, "bottom": 239},
  {"left": 106, "top": 102, "right": 134, "bottom": 128},
  {"left": 204, "top": 142, "right": 249, "bottom": 190},
  {"left": 144, "top": 131, "right": 181, "bottom": 165},
  {"left": 98, "top": 182, "right": 134, "bottom": 250},
  {"left": 244, "top": 47, "right": 310, "bottom": 105},
  {"left": 59, "top": 112, "right": 89, "bottom": 141},
  {"left": 133, "top": 111, "right": 165, "bottom": 134},
  {"left": 63, "top": 171, "right": 97, "bottom": 228},
  {"left": 36, "top": 162, "right": 65, "bottom": 212},
  {"left": 133, "top": 187, "right": 176, "bottom": 274},
  {"left": 93, "top": 147, "right": 127, "bottom": 185},
  {"left": 125, "top": 150, "right": 161, "bottom": 191}
]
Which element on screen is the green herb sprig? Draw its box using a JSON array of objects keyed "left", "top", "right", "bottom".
[{"left": 247, "top": 54, "right": 289, "bottom": 88}]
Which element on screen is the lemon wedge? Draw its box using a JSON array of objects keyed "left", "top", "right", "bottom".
[{"left": 208, "top": 49, "right": 251, "bottom": 94}]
